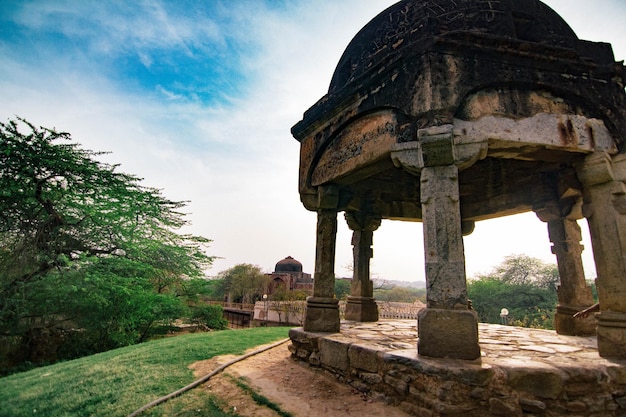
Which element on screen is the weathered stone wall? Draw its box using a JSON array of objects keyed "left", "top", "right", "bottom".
[{"left": 289, "top": 324, "right": 626, "bottom": 417}]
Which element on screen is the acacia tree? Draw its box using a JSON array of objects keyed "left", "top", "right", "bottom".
[
  {"left": 493, "top": 254, "right": 559, "bottom": 290},
  {"left": 468, "top": 254, "right": 558, "bottom": 328},
  {"left": 0, "top": 118, "right": 213, "bottom": 367},
  {"left": 213, "top": 264, "right": 270, "bottom": 305}
]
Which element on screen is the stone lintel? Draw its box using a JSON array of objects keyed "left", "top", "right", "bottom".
[
  {"left": 455, "top": 114, "right": 616, "bottom": 156},
  {"left": 344, "top": 296, "right": 379, "bottom": 322},
  {"left": 418, "top": 308, "right": 481, "bottom": 360}
]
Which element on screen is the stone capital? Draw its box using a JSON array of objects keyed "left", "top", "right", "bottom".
[
  {"left": 418, "top": 124, "right": 457, "bottom": 167},
  {"left": 391, "top": 125, "right": 455, "bottom": 174},
  {"left": 391, "top": 123, "right": 487, "bottom": 174},
  {"left": 317, "top": 184, "right": 339, "bottom": 209},
  {"left": 576, "top": 152, "right": 616, "bottom": 187},
  {"left": 344, "top": 211, "right": 382, "bottom": 232}
]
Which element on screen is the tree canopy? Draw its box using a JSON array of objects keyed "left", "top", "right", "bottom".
[
  {"left": 0, "top": 118, "right": 214, "bottom": 371},
  {"left": 468, "top": 254, "right": 559, "bottom": 329},
  {"left": 211, "top": 264, "right": 270, "bottom": 304}
]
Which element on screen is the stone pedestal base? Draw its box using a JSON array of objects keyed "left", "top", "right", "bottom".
[
  {"left": 554, "top": 304, "right": 596, "bottom": 336},
  {"left": 344, "top": 296, "right": 379, "bottom": 322},
  {"left": 418, "top": 308, "right": 481, "bottom": 360},
  {"left": 597, "top": 311, "right": 626, "bottom": 359},
  {"left": 303, "top": 297, "right": 340, "bottom": 333}
]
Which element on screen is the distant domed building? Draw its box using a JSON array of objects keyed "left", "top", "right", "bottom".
[{"left": 266, "top": 256, "right": 313, "bottom": 295}]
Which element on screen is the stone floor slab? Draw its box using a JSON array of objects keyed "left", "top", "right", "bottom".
[{"left": 289, "top": 320, "right": 626, "bottom": 416}]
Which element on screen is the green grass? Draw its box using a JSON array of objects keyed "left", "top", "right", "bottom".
[{"left": 0, "top": 327, "right": 289, "bottom": 417}]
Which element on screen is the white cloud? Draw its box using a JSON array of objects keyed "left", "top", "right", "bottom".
[{"left": 1, "top": 0, "right": 622, "bottom": 283}]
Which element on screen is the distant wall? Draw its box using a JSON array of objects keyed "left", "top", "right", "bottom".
[{"left": 253, "top": 300, "right": 426, "bottom": 325}]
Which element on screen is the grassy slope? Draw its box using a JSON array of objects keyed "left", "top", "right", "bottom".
[{"left": 0, "top": 327, "right": 289, "bottom": 417}]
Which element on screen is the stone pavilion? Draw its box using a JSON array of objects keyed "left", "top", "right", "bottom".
[{"left": 290, "top": 0, "right": 626, "bottom": 360}]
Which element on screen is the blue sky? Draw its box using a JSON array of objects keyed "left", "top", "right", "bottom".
[{"left": 1, "top": 0, "right": 625, "bottom": 281}]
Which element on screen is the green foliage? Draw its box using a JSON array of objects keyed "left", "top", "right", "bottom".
[
  {"left": 334, "top": 278, "right": 351, "bottom": 300},
  {"left": 0, "top": 118, "right": 214, "bottom": 370},
  {"left": 180, "top": 277, "right": 221, "bottom": 302},
  {"left": 189, "top": 305, "right": 228, "bottom": 330},
  {"left": 375, "top": 285, "right": 426, "bottom": 303},
  {"left": 215, "top": 264, "right": 270, "bottom": 304},
  {"left": 0, "top": 327, "right": 289, "bottom": 417},
  {"left": 269, "top": 287, "right": 307, "bottom": 302},
  {"left": 468, "top": 255, "right": 558, "bottom": 329},
  {"left": 492, "top": 254, "right": 559, "bottom": 290}
]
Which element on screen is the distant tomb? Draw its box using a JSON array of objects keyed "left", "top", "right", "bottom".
[{"left": 266, "top": 256, "right": 313, "bottom": 296}]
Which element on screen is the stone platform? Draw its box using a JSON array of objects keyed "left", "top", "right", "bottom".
[{"left": 288, "top": 320, "right": 626, "bottom": 416}]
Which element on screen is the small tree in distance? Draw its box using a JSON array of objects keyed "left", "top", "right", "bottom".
[{"left": 213, "top": 264, "right": 270, "bottom": 305}]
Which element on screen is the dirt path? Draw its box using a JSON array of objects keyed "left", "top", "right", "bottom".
[{"left": 189, "top": 342, "right": 411, "bottom": 417}]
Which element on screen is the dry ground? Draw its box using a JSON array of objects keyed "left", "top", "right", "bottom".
[{"left": 189, "top": 341, "right": 412, "bottom": 417}]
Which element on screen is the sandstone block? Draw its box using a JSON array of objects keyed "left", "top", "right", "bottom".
[
  {"left": 319, "top": 337, "right": 350, "bottom": 374},
  {"left": 418, "top": 308, "right": 480, "bottom": 360},
  {"left": 489, "top": 397, "right": 522, "bottom": 416},
  {"left": 361, "top": 372, "right": 383, "bottom": 385},
  {"left": 348, "top": 343, "right": 379, "bottom": 373}
]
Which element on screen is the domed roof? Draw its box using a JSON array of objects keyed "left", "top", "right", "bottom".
[
  {"left": 275, "top": 256, "right": 303, "bottom": 273},
  {"left": 329, "top": 0, "right": 578, "bottom": 93}
]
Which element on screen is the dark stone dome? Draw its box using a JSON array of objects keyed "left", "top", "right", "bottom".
[
  {"left": 329, "top": 0, "right": 579, "bottom": 93},
  {"left": 275, "top": 256, "right": 303, "bottom": 273}
]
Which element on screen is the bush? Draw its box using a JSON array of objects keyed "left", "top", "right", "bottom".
[{"left": 189, "top": 305, "right": 228, "bottom": 330}]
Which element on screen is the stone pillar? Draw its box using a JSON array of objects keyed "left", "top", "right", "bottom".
[
  {"left": 344, "top": 211, "right": 381, "bottom": 322},
  {"left": 304, "top": 208, "right": 340, "bottom": 332},
  {"left": 576, "top": 152, "right": 626, "bottom": 359},
  {"left": 418, "top": 165, "right": 480, "bottom": 360},
  {"left": 547, "top": 218, "right": 596, "bottom": 335},
  {"left": 391, "top": 125, "right": 480, "bottom": 360},
  {"left": 533, "top": 174, "right": 596, "bottom": 336}
]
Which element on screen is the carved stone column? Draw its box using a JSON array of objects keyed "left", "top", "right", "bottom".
[
  {"left": 344, "top": 211, "right": 381, "bottom": 322},
  {"left": 533, "top": 175, "right": 595, "bottom": 336},
  {"left": 576, "top": 152, "right": 626, "bottom": 359},
  {"left": 548, "top": 218, "right": 596, "bottom": 335},
  {"left": 304, "top": 208, "right": 340, "bottom": 332},
  {"left": 392, "top": 124, "right": 480, "bottom": 360},
  {"left": 418, "top": 164, "right": 480, "bottom": 359}
]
